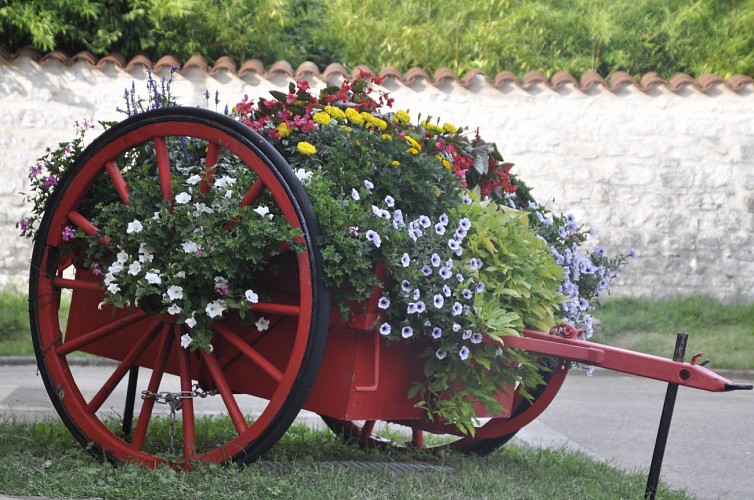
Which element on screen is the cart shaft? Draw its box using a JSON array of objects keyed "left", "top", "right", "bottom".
[{"left": 498, "top": 329, "right": 752, "bottom": 392}]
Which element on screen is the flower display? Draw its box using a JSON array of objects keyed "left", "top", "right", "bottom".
[{"left": 18, "top": 69, "right": 630, "bottom": 434}]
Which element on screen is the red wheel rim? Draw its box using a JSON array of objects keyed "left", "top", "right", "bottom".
[{"left": 30, "top": 110, "right": 326, "bottom": 467}]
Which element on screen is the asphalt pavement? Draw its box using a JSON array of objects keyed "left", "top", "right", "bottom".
[{"left": 0, "top": 359, "right": 751, "bottom": 499}]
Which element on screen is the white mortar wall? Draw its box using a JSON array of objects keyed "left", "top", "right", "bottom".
[{"left": 2, "top": 56, "right": 753, "bottom": 299}]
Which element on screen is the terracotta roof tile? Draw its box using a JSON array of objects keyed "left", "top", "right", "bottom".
[
  {"left": 238, "top": 58, "right": 265, "bottom": 77},
  {"left": 608, "top": 71, "right": 639, "bottom": 90},
  {"left": 294, "top": 61, "right": 320, "bottom": 79},
  {"left": 268, "top": 60, "right": 294, "bottom": 77},
  {"left": 551, "top": 70, "right": 579, "bottom": 89},
  {"left": 154, "top": 55, "right": 180, "bottom": 73},
  {"left": 39, "top": 50, "right": 72, "bottom": 66},
  {"left": 95, "top": 53, "right": 126, "bottom": 68},
  {"left": 182, "top": 55, "right": 209, "bottom": 73},
  {"left": 1, "top": 49, "right": 752, "bottom": 96},
  {"left": 210, "top": 56, "right": 237, "bottom": 75},
  {"left": 126, "top": 54, "right": 152, "bottom": 71}
]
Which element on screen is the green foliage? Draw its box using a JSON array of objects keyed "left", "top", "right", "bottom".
[{"left": 2, "top": 0, "right": 752, "bottom": 78}]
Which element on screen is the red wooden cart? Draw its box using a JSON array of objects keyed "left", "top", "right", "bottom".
[{"left": 28, "top": 108, "right": 751, "bottom": 468}]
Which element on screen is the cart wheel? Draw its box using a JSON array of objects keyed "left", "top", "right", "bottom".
[
  {"left": 322, "top": 359, "right": 568, "bottom": 455},
  {"left": 29, "top": 108, "right": 329, "bottom": 468}
]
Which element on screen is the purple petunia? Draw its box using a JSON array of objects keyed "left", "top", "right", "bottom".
[
  {"left": 431, "top": 327, "right": 442, "bottom": 339},
  {"left": 378, "top": 296, "right": 390, "bottom": 309},
  {"left": 365, "top": 230, "right": 381, "bottom": 247},
  {"left": 439, "top": 267, "right": 452, "bottom": 280},
  {"left": 421, "top": 265, "right": 432, "bottom": 276},
  {"left": 451, "top": 302, "right": 463, "bottom": 316},
  {"left": 459, "top": 346, "right": 470, "bottom": 360},
  {"left": 401, "top": 326, "right": 413, "bottom": 338},
  {"left": 433, "top": 294, "right": 444, "bottom": 308},
  {"left": 379, "top": 323, "right": 391, "bottom": 336}
]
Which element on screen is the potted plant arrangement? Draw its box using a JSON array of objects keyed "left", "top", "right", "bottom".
[{"left": 19, "top": 69, "right": 629, "bottom": 436}]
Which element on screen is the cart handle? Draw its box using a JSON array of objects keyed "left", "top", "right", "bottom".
[{"left": 496, "top": 329, "right": 752, "bottom": 393}]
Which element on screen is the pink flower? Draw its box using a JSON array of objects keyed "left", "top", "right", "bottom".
[{"left": 61, "top": 225, "right": 75, "bottom": 241}]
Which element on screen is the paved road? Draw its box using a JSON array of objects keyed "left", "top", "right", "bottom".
[{"left": 1, "top": 360, "right": 751, "bottom": 499}]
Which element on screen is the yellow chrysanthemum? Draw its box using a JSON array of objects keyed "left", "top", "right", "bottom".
[
  {"left": 394, "top": 109, "right": 411, "bottom": 126},
  {"left": 340, "top": 125, "right": 352, "bottom": 132},
  {"left": 421, "top": 120, "right": 444, "bottom": 135},
  {"left": 372, "top": 117, "right": 388, "bottom": 130},
  {"left": 313, "top": 111, "right": 331, "bottom": 126},
  {"left": 360, "top": 111, "right": 374, "bottom": 124},
  {"left": 391, "top": 160, "right": 401, "bottom": 166},
  {"left": 443, "top": 122, "right": 458, "bottom": 134},
  {"left": 404, "top": 135, "right": 421, "bottom": 150},
  {"left": 407, "top": 147, "right": 419, "bottom": 155},
  {"left": 276, "top": 122, "right": 292, "bottom": 138},
  {"left": 345, "top": 108, "right": 364, "bottom": 125},
  {"left": 325, "top": 105, "right": 346, "bottom": 122},
  {"left": 442, "top": 159, "right": 452, "bottom": 170},
  {"left": 381, "top": 133, "right": 392, "bottom": 141},
  {"left": 296, "top": 141, "right": 317, "bottom": 156}
]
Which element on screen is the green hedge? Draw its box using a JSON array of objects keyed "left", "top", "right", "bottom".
[{"left": 1, "top": 0, "right": 752, "bottom": 79}]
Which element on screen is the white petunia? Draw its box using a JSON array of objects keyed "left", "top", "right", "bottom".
[
  {"left": 186, "top": 174, "right": 202, "bottom": 185},
  {"left": 215, "top": 175, "right": 237, "bottom": 188},
  {"left": 294, "top": 168, "right": 312, "bottom": 183},
  {"left": 107, "top": 282, "right": 120, "bottom": 294},
  {"left": 126, "top": 220, "right": 143, "bottom": 234},
  {"left": 256, "top": 317, "right": 270, "bottom": 331},
  {"left": 116, "top": 251, "right": 129, "bottom": 264},
  {"left": 245, "top": 289, "right": 259, "bottom": 303},
  {"left": 175, "top": 192, "right": 192, "bottom": 204},
  {"left": 145, "top": 271, "right": 161, "bottom": 285},
  {"left": 128, "top": 261, "right": 141, "bottom": 276},
  {"left": 180, "top": 333, "right": 192, "bottom": 349},
  {"left": 205, "top": 299, "right": 226, "bottom": 319},
  {"left": 168, "top": 304, "right": 181, "bottom": 315},
  {"left": 182, "top": 241, "right": 199, "bottom": 253},
  {"left": 166, "top": 285, "right": 184, "bottom": 301},
  {"left": 254, "top": 205, "right": 270, "bottom": 217},
  {"left": 185, "top": 316, "right": 197, "bottom": 328},
  {"left": 351, "top": 188, "right": 360, "bottom": 201}
]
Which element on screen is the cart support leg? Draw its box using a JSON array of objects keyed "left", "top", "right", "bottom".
[
  {"left": 645, "top": 333, "right": 687, "bottom": 499},
  {"left": 122, "top": 366, "right": 139, "bottom": 438}
]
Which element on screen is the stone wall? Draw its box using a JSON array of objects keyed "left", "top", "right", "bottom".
[{"left": 2, "top": 54, "right": 753, "bottom": 298}]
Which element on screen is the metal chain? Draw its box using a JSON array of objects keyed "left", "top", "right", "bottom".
[{"left": 141, "top": 385, "right": 218, "bottom": 455}]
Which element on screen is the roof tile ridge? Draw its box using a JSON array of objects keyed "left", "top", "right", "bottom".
[
  {"left": 238, "top": 58, "right": 265, "bottom": 77},
  {"left": 268, "top": 60, "right": 294, "bottom": 78},
  {"left": 182, "top": 54, "right": 209, "bottom": 73},
  {"left": 72, "top": 51, "right": 98, "bottom": 65},
  {"left": 126, "top": 54, "right": 153, "bottom": 71},
  {"left": 11, "top": 46, "right": 42, "bottom": 61},
  {"left": 639, "top": 72, "right": 667, "bottom": 91},
  {"left": 378, "top": 66, "right": 403, "bottom": 81},
  {"left": 462, "top": 68, "right": 488, "bottom": 87},
  {"left": 697, "top": 73, "right": 725, "bottom": 91},
  {"left": 39, "top": 50, "right": 72, "bottom": 66},
  {"left": 95, "top": 53, "right": 126, "bottom": 68},
  {"left": 405, "top": 66, "right": 432, "bottom": 85},
  {"left": 434, "top": 66, "right": 460, "bottom": 83},
  {"left": 322, "top": 62, "right": 349, "bottom": 81},
  {"left": 351, "top": 64, "right": 374, "bottom": 79},
  {"left": 294, "top": 61, "right": 320, "bottom": 79},
  {"left": 668, "top": 72, "right": 698, "bottom": 91},
  {"left": 578, "top": 70, "right": 607, "bottom": 91},
  {"left": 551, "top": 70, "right": 579, "bottom": 89},
  {"left": 210, "top": 56, "right": 237, "bottom": 75},
  {"left": 522, "top": 70, "right": 549, "bottom": 89},
  {"left": 154, "top": 55, "right": 181, "bottom": 73},
  {"left": 493, "top": 71, "right": 520, "bottom": 88},
  {"left": 608, "top": 71, "right": 638, "bottom": 91},
  {"left": 726, "top": 74, "right": 754, "bottom": 91}
]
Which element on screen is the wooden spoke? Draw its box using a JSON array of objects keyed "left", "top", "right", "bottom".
[
  {"left": 251, "top": 302, "right": 300, "bottom": 317},
  {"left": 199, "top": 142, "right": 220, "bottom": 194},
  {"left": 199, "top": 350, "right": 249, "bottom": 434},
  {"left": 85, "top": 322, "right": 162, "bottom": 414},
  {"left": 175, "top": 326, "right": 196, "bottom": 460},
  {"left": 67, "top": 211, "right": 111, "bottom": 247},
  {"left": 61, "top": 311, "right": 151, "bottom": 355},
  {"left": 131, "top": 324, "right": 173, "bottom": 451},
  {"left": 153, "top": 137, "right": 173, "bottom": 202},
  {"left": 212, "top": 322, "right": 283, "bottom": 383},
  {"left": 239, "top": 178, "right": 266, "bottom": 209},
  {"left": 104, "top": 161, "right": 130, "bottom": 204}
]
